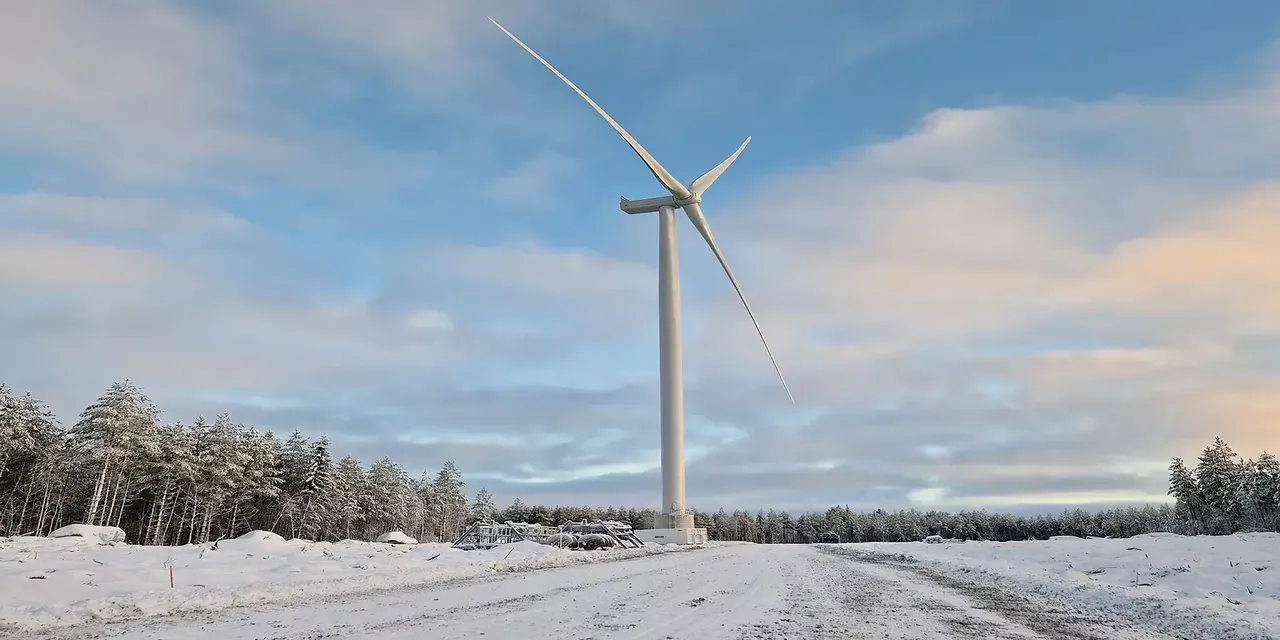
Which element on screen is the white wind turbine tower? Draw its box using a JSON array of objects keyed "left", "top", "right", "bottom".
[{"left": 491, "top": 18, "right": 793, "bottom": 544}]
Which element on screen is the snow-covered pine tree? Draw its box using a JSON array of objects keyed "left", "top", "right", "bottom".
[
  {"left": 305, "top": 436, "right": 333, "bottom": 495},
  {"left": 0, "top": 386, "right": 51, "bottom": 484},
  {"left": 0, "top": 384, "right": 16, "bottom": 475},
  {"left": 710, "top": 508, "right": 729, "bottom": 540},
  {"left": 330, "top": 455, "right": 368, "bottom": 540},
  {"left": 414, "top": 470, "right": 439, "bottom": 539},
  {"left": 505, "top": 497, "right": 527, "bottom": 523},
  {"left": 1237, "top": 457, "right": 1261, "bottom": 530},
  {"left": 297, "top": 435, "right": 334, "bottom": 539},
  {"left": 140, "top": 422, "right": 197, "bottom": 545},
  {"left": 0, "top": 387, "right": 62, "bottom": 535},
  {"left": 1196, "top": 437, "right": 1245, "bottom": 533},
  {"left": 67, "top": 381, "right": 161, "bottom": 528},
  {"left": 365, "top": 457, "right": 413, "bottom": 539},
  {"left": 275, "top": 430, "right": 312, "bottom": 537},
  {"left": 1247, "top": 452, "right": 1279, "bottom": 531},
  {"left": 432, "top": 461, "right": 466, "bottom": 540},
  {"left": 236, "top": 428, "right": 284, "bottom": 538},
  {"left": 468, "top": 487, "right": 496, "bottom": 524},
  {"left": 191, "top": 415, "right": 254, "bottom": 542},
  {"left": 1168, "top": 457, "right": 1202, "bottom": 531}
]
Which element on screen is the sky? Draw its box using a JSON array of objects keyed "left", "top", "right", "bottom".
[{"left": 2, "top": 0, "right": 1280, "bottom": 515}]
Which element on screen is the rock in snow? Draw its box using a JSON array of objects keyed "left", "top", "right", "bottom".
[
  {"left": 375, "top": 531, "right": 418, "bottom": 545},
  {"left": 48, "top": 524, "right": 126, "bottom": 544}
]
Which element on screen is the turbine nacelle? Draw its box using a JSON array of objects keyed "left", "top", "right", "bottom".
[
  {"left": 619, "top": 195, "right": 677, "bottom": 215},
  {"left": 618, "top": 192, "right": 703, "bottom": 215}
]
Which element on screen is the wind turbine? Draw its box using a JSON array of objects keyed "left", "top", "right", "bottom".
[{"left": 490, "top": 18, "right": 793, "bottom": 542}]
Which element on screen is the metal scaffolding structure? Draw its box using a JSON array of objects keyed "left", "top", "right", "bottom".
[
  {"left": 452, "top": 519, "right": 650, "bottom": 551},
  {"left": 556, "top": 519, "right": 647, "bottom": 550},
  {"left": 452, "top": 520, "right": 556, "bottom": 550}
]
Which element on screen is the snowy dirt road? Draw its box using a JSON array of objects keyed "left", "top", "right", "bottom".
[{"left": 31, "top": 544, "right": 1174, "bottom": 640}]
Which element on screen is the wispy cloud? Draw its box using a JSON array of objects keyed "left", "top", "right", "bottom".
[
  {"left": 0, "top": 0, "right": 263, "bottom": 180},
  {"left": 0, "top": 194, "right": 255, "bottom": 244},
  {"left": 487, "top": 152, "right": 580, "bottom": 208},
  {"left": 656, "top": 0, "right": 991, "bottom": 113}
]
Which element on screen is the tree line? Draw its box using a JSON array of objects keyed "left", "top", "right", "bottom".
[
  {"left": 0, "top": 381, "right": 473, "bottom": 544},
  {"left": 1, "top": 381, "right": 1275, "bottom": 545},
  {"left": 1167, "top": 436, "right": 1278, "bottom": 535}
]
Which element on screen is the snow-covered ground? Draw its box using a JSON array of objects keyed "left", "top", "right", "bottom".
[
  {"left": 7, "top": 541, "right": 1140, "bottom": 640},
  {"left": 0, "top": 531, "right": 697, "bottom": 631},
  {"left": 3, "top": 531, "right": 1276, "bottom": 639},
  {"left": 835, "top": 532, "right": 1280, "bottom": 639}
]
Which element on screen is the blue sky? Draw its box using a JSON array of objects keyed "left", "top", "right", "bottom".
[{"left": 3, "top": 0, "right": 1280, "bottom": 513}]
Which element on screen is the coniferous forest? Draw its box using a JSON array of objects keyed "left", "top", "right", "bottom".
[{"left": 1, "top": 381, "right": 1276, "bottom": 545}]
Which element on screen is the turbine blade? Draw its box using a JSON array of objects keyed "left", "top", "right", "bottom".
[
  {"left": 488, "top": 17, "right": 691, "bottom": 200},
  {"left": 681, "top": 202, "right": 794, "bottom": 403},
  {"left": 690, "top": 137, "right": 750, "bottom": 196}
]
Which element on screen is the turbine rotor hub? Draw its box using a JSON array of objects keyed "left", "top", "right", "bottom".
[{"left": 672, "top": 192, "right": 701, "bottom": 207}]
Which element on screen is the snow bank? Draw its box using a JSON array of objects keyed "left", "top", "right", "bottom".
[
  {"left": 0, "top": 534, "right": 693, "bottom": 630},
  {"left": 234, "top": 530, "right": 285, "bottom": 543},
  {"left": 374, "top": 531, "right": 417, "bottom": 545},
  {"left": 838, "top": 532, "right": 1280, "bottom": 639},
  {"left": 48, "top": 525, "right": 127, "bottom": 544}
]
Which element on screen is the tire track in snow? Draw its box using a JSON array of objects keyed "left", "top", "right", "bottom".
[
  {"left": 785, "top": 546, "right": 1175, "bottom": 640},
  {"left": 43, "top": 545, "right": 786, "bottom": 639}
]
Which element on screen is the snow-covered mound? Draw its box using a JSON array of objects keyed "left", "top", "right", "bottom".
[
  {"left": 0, "top": 533, "right": 693, "bottom": 630},
  {"left": 235, "top": 530, "right": 285, "bottom": 543},
  {"left": 375, "top": 531, "right": 417, "bottom": 545},
  {"left": 48, "top": 525, "right": 126, "bottom": 544},
  {"left": 842, "top": 532, "right": 1280, "bottom": 638}
]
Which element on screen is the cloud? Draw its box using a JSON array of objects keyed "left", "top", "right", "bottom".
[
  {"left": 0, "top": 235, "right": 182, "bottom": 291},
  {"left": 0, "top": 0, "right": 268, "bottom": 181},
  {"left": 657, "top": 0, "right": 988, "bottom": 111},
  {"left": 432, "top": 242, "right": 652, "bottom": 310},
  {"left": 487, "top": 152, "right": 579, "bottom": 208},
  {"left": 0, "top": 196, "right": 456, "bottom": 410},
  {"left": 659, "top": 56, "right": 1280, "bottom": 510},
  {"left": 12, "top": 59, "right": 1280, "bottom": 509},
  {"left": 0, "top": 194, "right": 255, "bottom": 244},
  {"left": 0, "top": 1, "right": 468, "bottom": 192},
  {"left": 693, "top": 64, "right": 1280, "bottom": 358},
  {"left": 1078, "top": 186, "right": 1280, "bottom": 329},
  {"left": 0, "top": 0, "right": 991, "bottom": 202},
  {"left": 360, "top": 239, "right": 658, "bottom": 350},
  {"left": 4, "top": 1, "right": 1279, "bottom": 514},
  {"left": 226, "top": 0, "right": 704, "bottom": 146}
]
